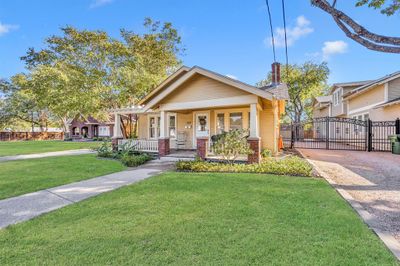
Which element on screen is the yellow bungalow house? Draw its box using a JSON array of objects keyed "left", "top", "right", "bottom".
[{"left": 112, "top": 64, "right": 288, "bottom": 163}]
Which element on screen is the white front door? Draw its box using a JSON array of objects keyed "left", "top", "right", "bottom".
[{"left": 193, "top": 112, "right": 210, "bottom": 147}]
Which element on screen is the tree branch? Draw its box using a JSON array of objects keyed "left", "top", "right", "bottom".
[{"left": 312, "top": 0, "right": 400, "bottom": 53}]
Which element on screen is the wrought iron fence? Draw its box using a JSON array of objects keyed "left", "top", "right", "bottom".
[{"left": 281, "top": 117, "right": 400, "bottom": 152}]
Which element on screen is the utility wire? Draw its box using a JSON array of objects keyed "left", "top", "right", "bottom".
[
  {"left": 281, "top": 0, "right": 289, "bottom": 77},
  {"left": 265, "top": 0, "right": 276, "bottom": 62}
]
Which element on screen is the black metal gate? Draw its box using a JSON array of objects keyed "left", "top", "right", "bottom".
[{"left": 281, "top": 117, "right": 400, "bottom": 152}]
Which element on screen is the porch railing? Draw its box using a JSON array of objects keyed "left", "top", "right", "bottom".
[{"left": 118, "top": 139, "right": 159, "bottom": 152}]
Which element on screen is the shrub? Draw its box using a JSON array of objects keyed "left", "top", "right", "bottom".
[
  {"left": 176, "top": 156, "right": 313, "bottom": 177},
  {"left": 212, "top": 129, "right": 253, "bottom": 164},
  {"left": 120, "top": 153, "right": 152, "bottom": 167},
  {"left": 261, "top": 149, "right": 272, "bottom": 158},
  {"left": 95, "top": 141, "right": 113, "bottom": 158}
]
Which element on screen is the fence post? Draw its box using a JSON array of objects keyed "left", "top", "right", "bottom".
[
  {"left": 367, "top": 119, "right": 372, "bottom": 152},
  {"left": 290, "top": 123, "right": 294, "bottom": 149},
  {"left": 396, "top": 118, "right": 400, "bottom": 135},
  {"left": 325, "top": 116, "right": 330, "bottom": 150}
]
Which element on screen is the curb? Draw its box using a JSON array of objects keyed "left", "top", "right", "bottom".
[{"left": 297, "top": 149, "right": 400, "bottom": 261}]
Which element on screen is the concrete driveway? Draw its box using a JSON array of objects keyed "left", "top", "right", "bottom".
[{"left": 299, "top": 149, "right": 400, "bottom": 246}]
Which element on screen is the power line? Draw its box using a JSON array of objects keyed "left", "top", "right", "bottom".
[
  {"left": 281, "top": 0, "right": 289, "bottom": 77},
  {"left": 265, "top": 0, "right": 276, "bottom": 62}
]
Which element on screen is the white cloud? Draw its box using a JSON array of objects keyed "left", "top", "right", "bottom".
[
  {"left": 322, "top": 41, "right": 348, "bottom": 59},
  {"left": 90, "top": 0, "right": 114, "bottom": 8},
  {"left": 226, "top": 74, "right": 238, "bottom": 80},
  {"left": 0, "top": 22, "right": 19, "bottom": 37},
  {"left": 265, "top": 15, "right": 314, "bottom": 48}
]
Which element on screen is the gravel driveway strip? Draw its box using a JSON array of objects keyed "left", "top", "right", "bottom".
[{"left": 299, "top": 149, "right": 400, "bottom": 260}]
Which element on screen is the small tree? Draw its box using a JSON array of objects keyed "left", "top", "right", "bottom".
[{"left": 212, "top": 129, "right": 253, "bottom": 164}]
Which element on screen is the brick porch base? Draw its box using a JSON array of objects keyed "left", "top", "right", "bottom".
[
  {"left": 196, "top": 137, "right": 208, "bottom": 160},
  {"left": 247, "top": 138, "right": 261, "bottom": 163},
  {"left": 158, "top": 138, "right": 170, "bottom": 156}
]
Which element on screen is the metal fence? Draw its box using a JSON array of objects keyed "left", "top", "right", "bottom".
[{"left": 281, "top": 117, "right": 400, "bottom": 152}]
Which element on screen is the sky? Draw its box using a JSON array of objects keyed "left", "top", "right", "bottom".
[{"left": 0, "top": 0, "right": 399, "bottom": 85}]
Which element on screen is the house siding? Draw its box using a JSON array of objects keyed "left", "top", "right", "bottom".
[
  {"left": 348, "top": 84, "right": 385, "bottom": 114},
  {"left": 159, "top": 74, "right": 249, "bottom": 105},
  {"left": 259, "top": 101, "right": 275, "bottom": 152},
  {"left": 369, "top": 104, "right": 400, "bottom": 121},
  {"left": 388, "top": 77, "right": 400, "bottom": 101},
  {"left": 313, "top": 106, "right": 329, "bottom": 118}
]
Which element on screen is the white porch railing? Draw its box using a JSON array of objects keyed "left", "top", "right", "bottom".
[{"left": 118, "top": 139, "right": 159, "bottom": 152}]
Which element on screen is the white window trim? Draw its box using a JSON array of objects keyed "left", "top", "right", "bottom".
[
  {"left": 167, "top": 113, "right": 177, "bottom": 139},
  {"left": 148, "top": 115, "right": 160, "bottom": 140}
]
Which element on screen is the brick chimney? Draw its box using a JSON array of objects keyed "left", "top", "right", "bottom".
[{"left": 271, "top": 62, "right": 281, "bottom": 84}]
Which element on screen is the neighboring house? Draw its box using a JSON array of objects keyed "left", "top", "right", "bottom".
[
  {"left": 312, "top": 95, "right": 332, "bottom": 118},
  {"left": 344, "top": 71, "right": 400, "bottom": 121},
  {"left": 69, "top": 116, "right": 114, "bottom": 139},
  {"left": 313, "top": 71, "right": 400, "bottom": 121},
  {"left": 112, "top": 64, "right": 288, "bottom": 163}
]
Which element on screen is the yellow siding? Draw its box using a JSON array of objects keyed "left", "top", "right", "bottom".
[
  {"left": 370, "top": 104, "right": 400, "bottom": 121},
  {"left": 348, "top": 84, "right": 385, "bottom": 112},
  {"left": 160, "top": 74, "right": 249, "bottom": 104},
  {"left": 259, "top": 102, "right": 275, "bottom": 152},
  {"left": 137, "top": 114, "right": 148, "bottom": 139}
]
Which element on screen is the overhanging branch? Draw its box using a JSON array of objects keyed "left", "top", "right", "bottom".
[{"left": 312, "top": 0, "right": 400, "bottom": 53}]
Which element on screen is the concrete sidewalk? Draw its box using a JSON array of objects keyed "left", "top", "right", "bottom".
[
  {"left": 0, "top": 159, "right": 174, "bottom": 229},
  {"left": 0, "top": 149, "right": 96, "bottom": 163}
]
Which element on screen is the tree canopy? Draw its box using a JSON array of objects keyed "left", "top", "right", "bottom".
[
  {"left": 258, "top": 62, "right": 330, "bottom": 123},
  {"left": 1, "top": 18, "right": 183, "bottom": 132}
]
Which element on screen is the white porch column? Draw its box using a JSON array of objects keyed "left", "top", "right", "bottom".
[
  {"left": 113, "top": 113, "right": 123, "bottom": 138},
  {"left": 249, "top": 103, "right": 259, "bottom": 138},
  {"left": 159, "top": 110, "right": 168, "bottom": 138}
]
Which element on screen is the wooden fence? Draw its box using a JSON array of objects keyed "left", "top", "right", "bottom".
[{"left": 0, "top": 132, "right": 64, "bottom": 141}]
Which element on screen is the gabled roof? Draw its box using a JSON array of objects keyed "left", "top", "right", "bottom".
[
  {"left": 329, "top": 80, "right": 372, "bottom": 94},
  {"left": 140, "top": 65, "right": 288, "bottom": 111},
  {"left": 344, "top": 71, "right": 400, "bottom": 99}
]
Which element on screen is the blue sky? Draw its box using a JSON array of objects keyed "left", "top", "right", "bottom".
[{"left": 0, "top": 0, "right": 399, "bottom": 85}]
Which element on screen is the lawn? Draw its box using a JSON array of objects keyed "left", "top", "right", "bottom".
[
  {"left": 0, "top": 172, "right": 397, "bottom": 265},
  {"left": 0, "top": 140, "right": 101, "bottom": 157},
  {"left": 0, "top": 154, "right": 125, "bottom": 200}
]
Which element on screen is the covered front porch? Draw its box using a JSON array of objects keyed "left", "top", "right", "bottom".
[{"left": 112, "top": 101, "right": 275, "bottom": 163}]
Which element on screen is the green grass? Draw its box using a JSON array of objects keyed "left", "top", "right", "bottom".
[
  {"left": 0, "top": 172, "right": 397, "bottom": 265},
  {"left": 0, "top": 140, "right": 101, "bottom": 157},
  {"left": 0, "top": 154, "right": 125, "bottom": 199}
]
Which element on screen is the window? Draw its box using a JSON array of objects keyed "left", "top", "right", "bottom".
[
  {"left": 229, "top": 112, "right": 243, "bottom": 131},
  {"left": 149, "top": 117, "right": 156, "bottom": 139},
  {"left": 216, "top": 113, "right": 225, "bottom": 134},
  {"left": 333, "top": 90, "right": 340, "bottom": 106},
  {"left": 157, "top": 117, "right": 161, "bottom": 138},
  {"left": 168, "top": 114, "right": 176, "bottom": 138},
  {"left": 363, "top": 113, "right": 369, "bottom": 121},
  {"left": 98, "top": 126, "right": 110, "bottom": 137}
]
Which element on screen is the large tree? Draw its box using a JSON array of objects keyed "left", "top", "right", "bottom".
[
  {"left": 257, "top": 62, "right": 330, "bottom": 123},
  {"left": 312, "top": 0, "right": 400, "bottom": 53},
  {"left": 19, "top": 18, "right": 183, "bottom": 134}
]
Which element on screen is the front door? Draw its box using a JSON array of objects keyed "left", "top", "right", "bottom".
[{"left": 194, "top": 112, "right": 210, "bottom": 148}]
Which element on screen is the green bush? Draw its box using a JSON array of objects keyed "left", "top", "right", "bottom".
[
  {"left": 261, "top": 148, "right": 272, "bottom": 158},
  {"left": 176, "top": 156, "right": 313, "bottom": 177},
  {"left": 120, "top": 153, "right": 152, "bottom": 167},
  {"left": 95, "top": 141, "right": 113, "bottom": 158}
]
